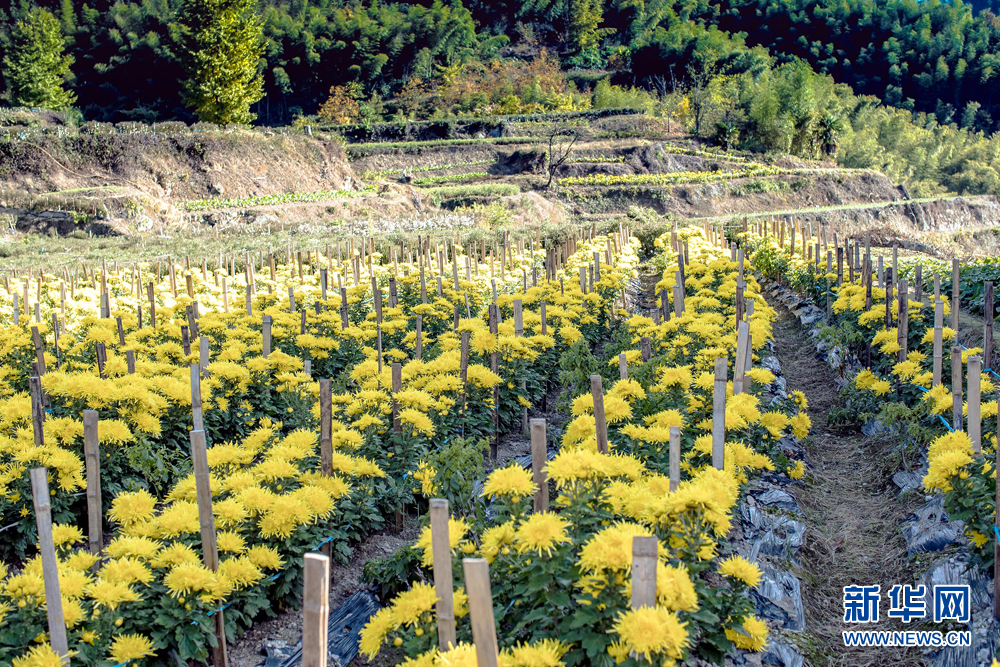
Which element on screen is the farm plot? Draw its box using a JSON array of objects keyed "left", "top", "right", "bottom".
[{"left": 0, "top": 223, "right": 813, "bottom": 667}]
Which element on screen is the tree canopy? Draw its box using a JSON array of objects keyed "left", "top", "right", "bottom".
[
  {"left": 0, "top": 0, "right": 997, "bottom": 128},
  {"left": 3, "top": 7, "right": 75, "bottom": 110}
]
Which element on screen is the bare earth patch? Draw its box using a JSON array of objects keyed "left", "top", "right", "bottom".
[{"left": 769, "top": 302, "right": 925, "bottom": 667}]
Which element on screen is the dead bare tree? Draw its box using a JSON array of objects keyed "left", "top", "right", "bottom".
[{"left": 545, "top": 127, "right": 580, "bottom": 188}]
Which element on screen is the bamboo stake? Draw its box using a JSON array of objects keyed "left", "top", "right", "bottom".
[
  {"left": 83, "top": 410, "right": 102, "bottom": 557},
  {"left": 669, "top": 426, "right": 680, "bottom": 492},
  {"left": 488, "top": 306, "right": 498, "bottom": 462},
  {"left": 986, "top": 281, "right": 994, "bottom": 371},
  {"left": 200, "top": 336, "right": 209, "bottom": 377},
  {"left": 430, "top": 499, "right": 457, "bottom": 651},
  {"left": 191, "top": 364, "right": 204, "bottom": 431},
  {"left": 460, "top": 334, "right": 470, "bottom": 410},
  {"left": 95, "top": 342, "right": 107, "bottom": 379},
  {"left": 302, "top": 553, "right": 330, "bottom": 667},
  {"left": 591, "top": 375, "right": 609, "bottom": 454},
  {"left": 631, "top": 536, "right": 657, "bottom": 609},
  {"left": 733, "top": 320, "right": 749, "bottom": 395},
  {"left": 263, "top": 316, "right": 272, "bottom": 357},
  {"left": 712, "top": 358, "right": 727, "bottom": 469},
  {"left": 897, "top": 279, "right": 909, "bottom": 362},
  {"left": 191, "top": 429, "right": 228, "bottom": 667},
  {"left": 933, "top": 300, "right": 944, "bottom": 386},
  {"left": 619, "top": 353, "right": 628, "bottom": 380},
  {"left": 836, "top": 246, "right": 843, "bottom": 287},
  {"left": 884, "top": 265, "right": 893, "bottom": 330},
  {"left": 50, "top": 313, "right": 60, "bottom": 369},
  {"left": 952, "top": 346, "right": 964, "bottom": 431},
  {"left": 530, "top": 419, "right": 548, "bottom": 513},
  {"left": 995, "top": 403, "right": 1000, "bottom": 619},
  {"left": 952, "top": 259, "right": 961, "bottom": 334},
  {"left": 31, "top": 468, "right": 69, "bottom": 665},
  {"left": 31, "top": 326, "right": 46, "bottom": 375},
  {"left": 969, "top": 355, "right": 982, "bottom": 454},
  {"left": 462, "top": 559, "right": 500, "bottom": 667},
  {"left": 415, "top": 315, "right": 423, "bottom": 360},
  {"left": 30, "top": 376, "right": 44, "bottom": 445},
  {"left": 392, "top": 362, "right": 404, "bottom": 435},
  {"left": 319, "top": 379, "right": 332, "bottom": 476}
]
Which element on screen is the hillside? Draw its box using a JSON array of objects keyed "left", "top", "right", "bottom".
[{"left": 1, "top": 109, "right": 996, "bottom": 264}]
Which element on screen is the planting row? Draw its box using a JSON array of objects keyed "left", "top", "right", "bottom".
[
  {"left": 0, "top": 228, "right": 638, "bottom": 666},
  {"left": 356, "top": 227, "right": 812, "bottom": 666},
  {"left": 742, "top": 220, "right": 1000, "bottom": 581}
]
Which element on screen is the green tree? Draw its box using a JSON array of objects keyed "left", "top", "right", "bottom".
[
  {"left": 815, "top": 113, "right": 842, "bottom": 157},
  {"left": 3, "top": 8, "right": 76, "bottom": 110},
  {"left": 177, "top": 0, "right": 265, "bottom": 125},
  {"left": 569, "top": 0, "right": 609, "bottom": 53}
]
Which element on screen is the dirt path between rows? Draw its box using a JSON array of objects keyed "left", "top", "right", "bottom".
[{"left": 768, "top": 302, "right": 925, "bottom": 667}]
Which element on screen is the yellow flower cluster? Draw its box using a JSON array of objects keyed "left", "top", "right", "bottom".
[
  {"left": 1, "top": 232, "right": 643, "bottom": 666},
  {"left": 363, "top": 229, "right": 811, "bottom": 665}
]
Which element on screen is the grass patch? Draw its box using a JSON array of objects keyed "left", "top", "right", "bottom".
[
  {"left": 362, "top": 160, "right": 493, "bottom": 180},
  {"left": 559, "top": 166, "right": 867, "bottom": 187},
  {"left": 346, "top": 136, "right": 533, "bottom": 158},
  {"left": 558, "top": 165, "right": 788, "bottom": 187},
  {"left": 659, "top": 145, "right": 749, "bottom": 162},
  {"left": 567, "top": 156, "right": 626, "bottom": 163},
  {"left": 425, "top": 183, "right": 520, "bottom": 206},
  {"left": 179, "top": 186, "right": 378, "bottom": 212},
  {"left": 729, "top": 179, "right": 790, "bottom": 196},
  {"left": 697, "top": 194, "right": 966, "bottom": 223},
  {"left": 412, "top": 172, "right": 489, "bottom": 186},
  {"left": 39, "top": 185, "right": 127, "bottom": 196}
]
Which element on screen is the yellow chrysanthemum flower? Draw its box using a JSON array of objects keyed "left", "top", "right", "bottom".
[
  {"left": 108, "top": 634, "right": 157, "bottom": 662},
  {"left": 481, "top": 465, "right": 537, "bottom": 502},
  {"left": 717, "top": 555, "right": 761, "bottom": 588},
  {"left": 611, "top": 606, "right": 689, "bottom": 663},
  {"left": 513, "top": 512, "right": 571, "bottom": 557}
]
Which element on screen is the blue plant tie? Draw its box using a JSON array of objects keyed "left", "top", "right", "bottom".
[
  {"left": 311, "top": 535, "right": 337, "bottom": 551},
  {"left": 190, "top": 572, "right": 281, "bottom": 624},
  {"left": 896, "top": 384, "right": 952, "bottom": 430},
  {"left": 207, "top": 600, "right": 234, "bottom": 617}
]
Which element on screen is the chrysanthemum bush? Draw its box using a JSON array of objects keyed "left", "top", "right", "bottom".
[
  {"left": 361, "top": 230, "right": 808, "bottom": 666},
  {"left": 742, "top": 226, "right": 1000, "bottom": 574},
  {"left": 0, "top": 232, "right": 641, "bottom": 666},
  {"left": 0, "top": 421, "right": 382, "bottom": 665}
]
